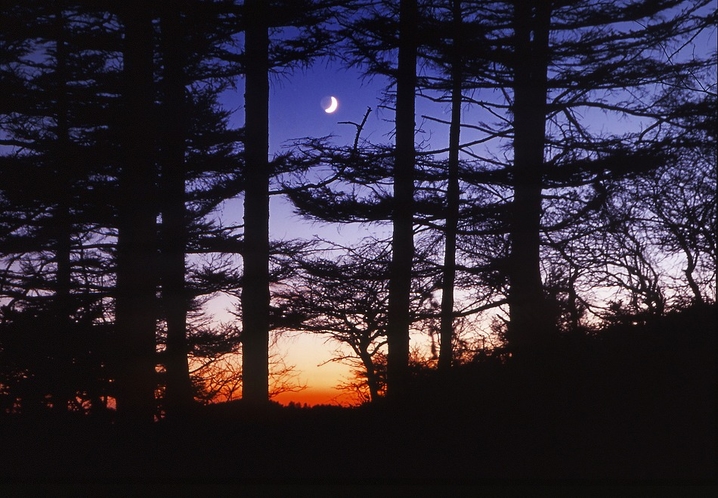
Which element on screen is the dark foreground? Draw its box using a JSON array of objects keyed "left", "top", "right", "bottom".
[{"left": 1, "top": 307, "right": 715, "bottom": 489}]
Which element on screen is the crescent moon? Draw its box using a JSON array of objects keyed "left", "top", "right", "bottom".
[{"left": 324, "top": 96, "right": 338, "bottom": 114}]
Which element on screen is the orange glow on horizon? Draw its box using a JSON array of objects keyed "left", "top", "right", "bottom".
[{"left": 272, "top": 387, "right": 350, "bottom": 407}]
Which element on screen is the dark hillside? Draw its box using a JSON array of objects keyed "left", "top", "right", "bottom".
[{"left": 1, "top": 305, "right": 714, "bottom": 483}]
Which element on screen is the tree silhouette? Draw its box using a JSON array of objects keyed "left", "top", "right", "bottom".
[
  {"left": 384, "top": 0, "right": 418, "bottom": 400},
  {"left": 274, "top": 242, "right": 391, "bottom": 402},
  {"left": 158, "top": 0, "right": 196, "bottom": 416},
  {"left": 293, "top": 0, "right": 428, "bottom": 400},
  {"left": 273, "top": 238, "right": 443, "bottom": 402},
  {"left": 241, "top": 0, "right": 271, "bottom": 405},
  {"left": 113, "top": 1, "right": 159, "bottom": 424},
  {"left": 637, "top": 91, "right": 716, "bottom": 306},
  {"left": 0, "top": 0, "right": 247, "bottom": 419},
  {"left": 238, "top": 0, "right": 343, "bottom": 404},
  {"left": 0, "top": 1, "right": 122, "bottom": 416},
  {"left": 418, "top": 0, "right": 492, "bottom": 370},
  {"left": 504, "top": 1, "right": 553, "bottom": 353}
]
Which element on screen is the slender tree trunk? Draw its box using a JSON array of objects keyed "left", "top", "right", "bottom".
[
  {"left": 242, "top": 0, "right": 270, "bottom": 404},
  {"left": 114, "top": 2, "right": 158, "bottom": 424},
  {"left": 386, "top": 0, "right": 417, "bottom": 401},
  {"left": 683, "top": 251, "right": 704, "bottom": 305},
  {"left": 438, "top": 0, "right": 463, "bottom": 372},
  {"left": 159, "top": 1, "right": 194, "bottom": 417},
  {"left": 567, "top": 269, "right": 581, "bottom": 332},
  {"left": 507, "top": 1, "right": 553, "bottom": 355}
]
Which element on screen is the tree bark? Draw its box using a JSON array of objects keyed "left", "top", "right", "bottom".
[
  {"left": 241, "top": 0, "right": 271, "bottom": 405},
  {"left": 114, "top": 2, "right": 159, "bottom": 424},
  {"left": 159, "top": 1, "right": 194, "bottom": 417},
  {"left": 507, "top": 1, "right": 553, "bottom": 354},
  {"left": 386, "top": 0, "right": 417, "bottom": 401}
]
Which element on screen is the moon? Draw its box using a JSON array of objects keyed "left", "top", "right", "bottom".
[{"left": 322, "top": 96, "right": 338, "bottom": 114}]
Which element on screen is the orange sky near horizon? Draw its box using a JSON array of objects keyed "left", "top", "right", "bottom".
[
  {"left": 269, "top": 332, "right": 357, "bottom": 406},
  {"left": 273, "top": 386, "right": 348, "bottom": 407}
]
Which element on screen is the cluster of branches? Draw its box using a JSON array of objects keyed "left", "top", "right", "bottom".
[{"left": 0, "top": 0, "right": 715, "bottom": 419}]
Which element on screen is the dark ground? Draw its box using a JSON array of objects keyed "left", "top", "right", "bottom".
[{"left": 0, "top": 306, "right": 715, "bottom": 494}]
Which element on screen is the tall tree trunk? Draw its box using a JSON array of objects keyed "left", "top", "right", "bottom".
[
  {"left": 242, "top": 0, "right": 270, "bottom": 404},
  {"left": 438, "top": 0, "right": 463, "bottom": 372},
  {"left": 114, "top": 2, "right": 158, "bottom": 424},
  {"left": 507, "top": 1, "right": 553, "bottom": 354},
  {"left": 159, "top": 1, "right": 194, "bottom": 417},
  {"left": 386, "top": 0, "right": 417, "bottom": 401}
]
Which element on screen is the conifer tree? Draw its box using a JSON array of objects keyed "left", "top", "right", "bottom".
[
  {"left": 241, "top": 0, "right": 271, "bottom": 404},
  {"left": 113, "top": 0, "right": 158, "bottom": 423},
  {"left": 0, "top": 1, "right": 122, "bottom": 415},
  {"left": 384, "top": 0, "right": 418, "bottom": 400}
]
